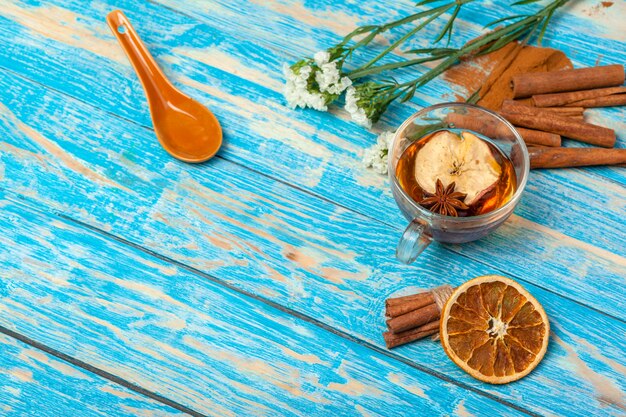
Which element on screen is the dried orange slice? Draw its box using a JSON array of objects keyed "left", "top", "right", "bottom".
[{"left": 440, "top": 275, "right": 549, "bottom": 384}]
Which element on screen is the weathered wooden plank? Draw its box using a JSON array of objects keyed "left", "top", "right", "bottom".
[
  {"left": 0, "top": 195, "right": 525, "bottom": 417},
  {"left": 0, "top": 0, "right": 619, "bottom": 410},
  {"left": 0, "top": 72, "right": 624, "bottom": 414},
  {"left": 0, "top": 333, "right": 183, "bottom": 416},
  {"left": 0, "top": 1, "right": 624, "bottom": 318}
]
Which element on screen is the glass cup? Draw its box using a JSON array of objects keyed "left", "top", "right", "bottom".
[{"left": 388, "top": 103, "right": 530, "bottom": 264}]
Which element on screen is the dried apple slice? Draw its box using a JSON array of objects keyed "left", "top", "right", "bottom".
[{"left": 414, "top": 130, "right": 502, "bottom": 205}]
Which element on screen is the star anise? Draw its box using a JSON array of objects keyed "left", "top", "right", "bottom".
[{"left": 419, "top": 179, "right": 469, "bottom": 216}]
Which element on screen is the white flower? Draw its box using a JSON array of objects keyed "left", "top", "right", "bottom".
[
  {"left": 363, "top": 131, "right": 395, "bottom": 175},
  {"left": 313, "top": 51, "right": 330, "bottom": 66},
  {"left": 283, "top": 50, "right": 351, "bottom": 112},
  {"left": 345, "top": 86, "right": 372, "bottom": 128},
  {"left": 304, "top": 91, "right": 328, "bottom": 111},
  {"left": 283, "top": 63, "right": 328, "bottom": 111},
  {"left": 311, "top": 50, "right": 352, "bottom": 96},
  {"left": 283, "top": 63, "right": 310, "bottom": 108},
  {"left": 316, "top": 61, "right": 352, "bottom": 95}
]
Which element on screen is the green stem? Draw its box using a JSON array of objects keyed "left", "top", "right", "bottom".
[
  {"left": 339, "top": 4, "right": 454, "bottom": 49},
  {"left": 359, "top": 3, "right": 454, "bottom": 70},
  {"left": 348, "top": 55, "right": 443, "bottom": 79},
  {"left": 350, "top": 0, "right": 479, "bottom": 74}
]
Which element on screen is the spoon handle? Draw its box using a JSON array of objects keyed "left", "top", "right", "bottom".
[{"left": 106, "top": 10, "right": 169, "bottom": 98}]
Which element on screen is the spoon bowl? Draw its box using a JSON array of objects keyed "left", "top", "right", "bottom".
[{"left": 107, "top": 10, "right": 222, "bottom": 163}]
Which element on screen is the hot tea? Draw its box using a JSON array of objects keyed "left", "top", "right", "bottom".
[{"left": 395, "top": 129, "right": 517, "bottom": 217}]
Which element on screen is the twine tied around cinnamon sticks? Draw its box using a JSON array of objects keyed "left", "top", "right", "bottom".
[{"left": 383, "top": 285, "right": 454, "bottom": 349}]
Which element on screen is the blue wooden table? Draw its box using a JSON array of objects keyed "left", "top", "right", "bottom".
[{"left": 0, "top": 0, "right": 624, "bottom": 415}]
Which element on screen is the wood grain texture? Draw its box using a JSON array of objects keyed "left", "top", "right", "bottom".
[
  {"left": 0, "top": 0, "right": 624, "bottom": 316},
  {"left": 0, "top": 0, "right": 624, "bottom": 415},
  {"left": 0, "top": 333, "right": 183, "bottom": 416},
  {"left": 154, "top": 0, "right": 626, "bottom": 65},
  {"left": 0, "top": 195, "right": 524, "bottom": 417},
  {"left": 0, "top": 72, "right": 624, "bottom": 415}
]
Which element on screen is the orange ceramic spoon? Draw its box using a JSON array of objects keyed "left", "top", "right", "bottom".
[{"left": 106, "top": 10, "right": 222, "bottom": 163}]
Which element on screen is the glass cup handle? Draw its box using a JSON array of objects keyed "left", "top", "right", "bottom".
[{"left": 396, "top": 219, "right": 432, "bottom": 264}]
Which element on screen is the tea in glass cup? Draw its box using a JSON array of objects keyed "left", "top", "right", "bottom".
[{"left": 388, "top": 104, "right": 529, "bottom": 264}]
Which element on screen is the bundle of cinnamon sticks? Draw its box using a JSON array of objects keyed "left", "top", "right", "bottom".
[
  {"left": 500, "top": 64, "right": 626, "bottom": 169},
  {"left": 383, "top": 286, "right": 453, "bottom": 349}
]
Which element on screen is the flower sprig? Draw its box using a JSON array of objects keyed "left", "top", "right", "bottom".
[
  {"left": 283, "top": 47, "right": 352, "bottom": 110},
  {"left": 345, "top": 81, "right": 402, "bottom": 127},
  {"left": 283, "top": 0, "right": 470, "bottom": 112},
  {"left": 283, "top": 0, "right": 571, "bottom": 128},
  {"left": 362, "top": 131, "right": 396, "bottom": 174}
]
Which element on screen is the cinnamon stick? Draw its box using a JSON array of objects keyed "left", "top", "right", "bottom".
[
  {"left": 386, "top": 292, "right": 435, "bottom": 318},
  {"left": 500, "top": 105, "right": 585, "bottom": 120},
  {"left": 446, "top": 113, "right": 509, "bottom": 139},
  {"left": 501, "top": 102, "right": 585, "bottom": 123},
  {"left": 566, "top": 94, "right": 626, "bottom": 108},
  {"left": 500, "top": 112, "right": 616, "bottom": 148},
  {"left": 537, "top": 107, "right": 585, "bottom": 117},
  {"left": 500, "top": 100, "right": 583, "bottom": 117},
  {"left": 514, "top": 127, "right": 561, "bottom": 147},
  {"left": 385, "top": 291, "right": 434, "bottom": 308},
  {"left": 514, "top": 98, "right": 534, "bottom": 106},
  {"left": 446, "top": 112, "right": 561, "bottom": 147},
  {"left": 502, "top": 104, "right": 584, "bottom": 121},
  {"left": 532, "top": 86, "right": 626, "bottom": 107},
  {"left": 529, "top": 147, "right": 626, "bottom": 169},
  {"left": 386, "top": 303, "right": 439, "bottom": 334},
  {"left": 512, "top": 64, "right": 625, "bottom": 98},
  {"left": 383, "top": 321, "right": 440, "bottom": 349}
]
